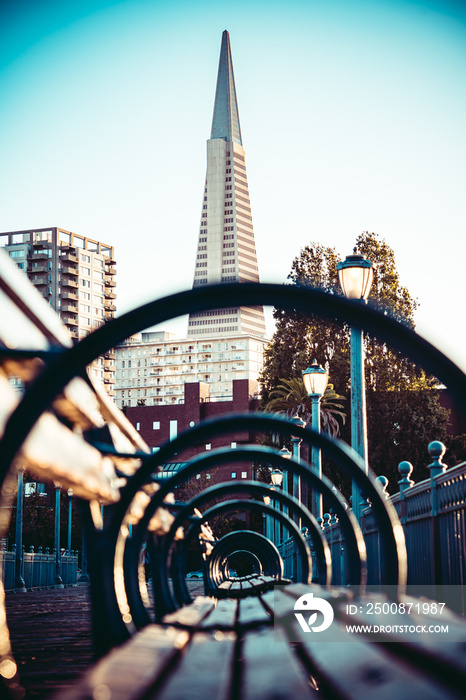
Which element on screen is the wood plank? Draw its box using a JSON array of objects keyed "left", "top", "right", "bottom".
[
  {"left": 154, "top": 631, "right": 236, "bottom": 700},
  {"left": 200, "top": 599, "right": 238, "bottom": 630},
  {"left": 162, "top": 597, "right": 216, "bottom": 628},
  {"left": 271, "top": 590, "right": 461, "bottom": 700},
  {"left": 240, "top": 626, "right": 317, "bottom": 700},
  {"left": 60, "top": 625, "right": 189, "bottom": 700},
  {"left": 236, "top": 597, "right": 271, "bottom": 627},
  {"left": 335, "top": 594, "right": 466, "bottom": 685}
]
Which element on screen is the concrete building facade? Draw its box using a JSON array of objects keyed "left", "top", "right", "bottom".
[
  {"left": 0, "top": 227, "right": 116, "bottom": 394},
  {"left": 115, "top": 331, "right": 264, "bottom": 408}
]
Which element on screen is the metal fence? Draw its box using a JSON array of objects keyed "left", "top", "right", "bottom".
[
  {"left": 0, "top": 548, "right": 79, "bottom": 591},
  {"left": 279, "top": 454, "right": 466, "bottom": 614}
]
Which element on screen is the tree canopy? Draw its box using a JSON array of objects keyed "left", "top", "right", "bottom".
[{"left": 260, "top": 231, "right": 449, "bottom": 492}]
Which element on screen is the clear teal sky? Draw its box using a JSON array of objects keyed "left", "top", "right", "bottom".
[{"left": 1, "top": 0, "right": 465, "bottom": 371}]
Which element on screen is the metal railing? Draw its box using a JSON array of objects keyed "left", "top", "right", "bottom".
[
  {"left": 278, "top": 447, "right": 466, "bottom": 613},
  {"left": 0, "top": 548, "right": 79, "bottom": 591}
]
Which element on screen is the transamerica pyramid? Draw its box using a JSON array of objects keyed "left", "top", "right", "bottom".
[{"left": 188, "top": 30, "right": 267, "bottom": 338}]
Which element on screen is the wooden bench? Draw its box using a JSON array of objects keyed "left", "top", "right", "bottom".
[
  {"left": 61, "top": 583, "right": 466, "bottom": 700},
  {"left": 2, "top": 249, "right": 466, "bottom": 700}
]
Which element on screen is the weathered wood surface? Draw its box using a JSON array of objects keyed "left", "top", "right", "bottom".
[
  {"left": 58, "top": 583, "right": 466, "bottom": 700},
  {"left": 6, "top": 587, "right": 94, "bottom": 699}
]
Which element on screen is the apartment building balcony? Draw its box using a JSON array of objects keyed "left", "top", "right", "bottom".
[
  {"left": 104, "top": 371, "right": 115, "bottom": 383},
  {"left": 62, "top": 265, "right": 79, "bottom": 276},
  {"left": 104, "top": 301, "right": 116, "bottom": 312},
  {"left": 27, "top": 263, "right": 48, "bottom": 273},
  {"left": 104, "top": 364, "right": 116, "bottom": 373},
  {"left": 105, "top": 278, "right": 116, "bottom": 288},
  {"left": 104, "top": 311, "right": 114, "bottom": 321},
  {"left": 61, "top": 302, "right": 78, "bottom": 313},
  {"left": 31, "top": 276, "right": 48, "bottom": 287},
  {"left": 27, "top": 249, "right": 49, "bottom": 260},
  {"left": 61, "top": 252, "right": 78, "bottom": 263},
  {"left": 104, "top": 351, "right": 116, "bottom": 361},
  {"left": 61, "top": 291, "right": 79, "bottom": 301},
  {"left": 68, "top": 329, "right": 79, "bottom": 339},
  {"left": 63, "top": 316, "right": 78, "bottom": 326},
  {"left": 105, "top": 266, "right": 116, "bottom": 276},
  {"left": 62, "top": 278, "right": 78, "bottom": 288},
  {"left": 106, "top": 387, "right": 116, "bottom": 397}
]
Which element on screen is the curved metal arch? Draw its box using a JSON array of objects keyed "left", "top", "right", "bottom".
[
  {"left": 121, "top": 448, "right": 365, "bottom": 626},
  {"left": 208, "top": 531, "right": 280, "bottom": 586},
  {"left": 2, "top": 281, "right": 466, "bottom": 492},
  {"left": 158, "top": 479, "right": 334, "bottom": 611}
]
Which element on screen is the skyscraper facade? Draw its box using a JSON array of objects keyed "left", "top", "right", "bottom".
[
  {"left": 188, "top": 30, "right": 266, "bottom": 338},
  {"left": 0, "top": 227, "right": 116, "bottom": 394},
  {"left": 114, "top": 31, "right": 268, "bottom": 408}
]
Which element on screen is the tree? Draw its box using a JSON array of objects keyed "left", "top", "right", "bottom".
[{"left": 260, "top": 232, "right": 449, "bottom": 492}]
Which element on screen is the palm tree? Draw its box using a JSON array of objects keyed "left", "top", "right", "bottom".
[{"left": 265, "top": 377, "right": 346, "bottom": 437}]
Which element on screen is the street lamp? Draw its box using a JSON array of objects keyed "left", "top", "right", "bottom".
[
  {"left": 67, "top": 489, "right": 73, "bottom": 555},
  {"left": 302, "top": 360, "right": 329, "bottom": 520},
  {"left": 54, "top": 482, "right": 64, "bottom": 588},
  {"left": 337, "top": 247, "right": 374, "bottom": 521},
  {"left": 270, "top": 469, "right": 283, "bottom": 545}
]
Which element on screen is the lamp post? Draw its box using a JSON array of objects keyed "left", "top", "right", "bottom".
[
  {"left": 262, "top": 490, "right": 272, "bottom": 541},
  {"left": 279, "top": 447, "right": 291, "bottom": 539},
  {"left": 302, "top": 360, "right": 329, "bottom": 521},
  {"left": 290, "top": 415, "right": 305, "bottom": 528},
  {"left": 14, "top": 466, "right": 26, "bottom": 592},
  {"left": 54, "top": 483, "right": 64, "bottom": 588},
  {"left": 337, "top": 247, "right": 374, "bottom": 521},
  {"left": 67, "top": 488, "right": 73, "bottom": 554},
  {"left": 270, "top": 468, "right": 283, "bottom": 545}
]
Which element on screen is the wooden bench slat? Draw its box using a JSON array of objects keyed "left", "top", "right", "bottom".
[
  {"left": 236, "top": 597, "right": 271, "bottom": 627},
  {"left": 59, "top": 625, "right": 189, "bottom": 700},
  {"left": 240, "top": 627, "right": 318, "bottom": 700},
  {"left": 271, "top": 590, "right": 460, "bottom": 700},
  {"left": 200, "top": 599, "right": 238, "bottom": 630},
  {"left": 162, "top": 597, "right": 216, "bottom": 628},
  {"left": 154, "top": 631, "right": 236, "bottom": 700}
]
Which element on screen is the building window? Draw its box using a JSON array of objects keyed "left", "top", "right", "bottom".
[
  {"left": 231, "top": 472, "right": 237, "bottom": 479},
  {"left": 231, "top": 442, "right": 237, "bottom": 449},
  {"left": 136, "top": 422, "right": 140, "bottom": 431},
  {"left": 206, "top": 444, "right": 211, "bottom": 451},
  {"left": 169, "top": 420, "right": 177, "bottom": 441},
  {"left": 153, "top": 421, "right": 160, "bottom": 430},
  {"left": 241, "top": 471, "right": 247, "bottom": 479}
]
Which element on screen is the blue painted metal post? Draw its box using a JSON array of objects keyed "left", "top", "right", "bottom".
[
  {"left": 311, "top": 394, "right": 323, "bottom": 520},
  {"left": 14, "top": 468, "right": 26, "bottom": 592},
  {"left": 67, "top": 489, "right": 73, "bottom": 554},
  {"left": 54, "top": 485, "right": 64, "bottom": 587},
  {"left": 428, "top": 441, "right": 447, "bottom": 587},
  {"left": 350, "top": 325, "right": 369, "bottom": 521},
  {"left": 291, "top": 431, "right": 303, "bottom": 528}
]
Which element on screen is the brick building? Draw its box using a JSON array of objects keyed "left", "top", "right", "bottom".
[{"left": 125, "top": 379, "right": 260, "bottom": 483}]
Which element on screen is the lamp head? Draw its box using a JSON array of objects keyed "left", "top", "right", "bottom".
[
  {"left": 336, "top": 247, "right": 374, "bottom": 301},
  {"left": 270, "top": 468, "right": 283, "bottom": 487},
  {"left": 302, "top": 359, "right": 328, "bottom": 397}
]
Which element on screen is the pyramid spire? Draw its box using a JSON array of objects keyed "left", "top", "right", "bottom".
[
  {"left": 188, "top": 32, "right": 266, "bottom": 339},
  {"left": 210, "top": 30, "right": 242, "bottom": 145}
]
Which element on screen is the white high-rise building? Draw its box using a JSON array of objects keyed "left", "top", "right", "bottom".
[
  {"left": 188, "top": 30, "right": 266, "bottom": 338},
  {"left": 115, "top": 31, "right": 268, "bottom": 408}
]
